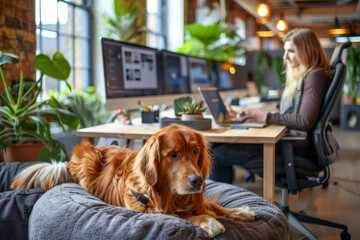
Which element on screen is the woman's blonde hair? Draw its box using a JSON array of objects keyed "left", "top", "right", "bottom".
[{"left": 282, "top": 28, "right": 330, "bottom": 100}]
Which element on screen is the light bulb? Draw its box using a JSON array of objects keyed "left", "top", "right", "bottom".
[
  {"left": 276, "top": 19, "right": 288, "bottom": 31},
  {"left": 256, "top": 3, "right": 270, "bottom": 18}
]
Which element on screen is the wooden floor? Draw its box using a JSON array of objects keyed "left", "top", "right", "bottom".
[{"left": 233, "top": 126, "right": 360, "bottom": 240}]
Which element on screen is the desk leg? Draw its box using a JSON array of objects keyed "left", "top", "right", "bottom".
[{"left": 263, "top": 143, "right": 275, "bottom": 204}]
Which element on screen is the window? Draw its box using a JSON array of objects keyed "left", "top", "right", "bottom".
[
  {"left": 146, "top": 0, "right": 166, "bottom": 49},
  {"left": 35, "top": 0, "right": 93, "bottom": 92}
]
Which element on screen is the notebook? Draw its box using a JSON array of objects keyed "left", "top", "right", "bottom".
[{"left": 198, "top": 87, "right": 267, "bottom": 128}]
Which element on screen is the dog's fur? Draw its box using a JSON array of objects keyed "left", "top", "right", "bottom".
[{"left": 11, "top": 124, "right": 255, "bottom": 237}]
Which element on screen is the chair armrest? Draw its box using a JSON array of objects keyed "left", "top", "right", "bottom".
[{"left": 281, "top": 131, "right": 307, "bottom": 141}]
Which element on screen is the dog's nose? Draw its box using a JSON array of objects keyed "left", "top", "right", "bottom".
[{"left": 188, "top": 175, "right": 203, "bottom": 188}]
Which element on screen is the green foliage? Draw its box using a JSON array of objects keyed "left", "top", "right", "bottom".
[
  {"left": 178, "top": 98, "right": 207, "bottom": 115},
  {"left": 344, "top": 46, "right": 360, "bottom": 97},
  {"left": 272, "top": 56, "right": 286, "bottom": 86},
  {"left": 254, "top": 51, "right": 285, "bottom": 92},
  {"left": 101, "top": 0, "right": 146, "bottom": 43},
  {"left": 48, "top": 86, "right": 110, "bottom": 128},
  {"left": 174, "top": 97, "right": 192, "bottom": 116},
  {"left": 176, "top": 20, "right": 245, "bottom": 62},
  {"left": 0, "top": 51, "right": 81, "bottom": 162}
]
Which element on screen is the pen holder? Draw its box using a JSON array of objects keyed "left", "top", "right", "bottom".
[{"left": 141, "top": 111, "right": 159, "bottom": 123}]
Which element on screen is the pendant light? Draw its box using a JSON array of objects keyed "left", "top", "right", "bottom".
[
  {"left": 256, "top": 1, "right": 270, "bottom": 18},
  {"left": 276, "top": 13, "right": 288, "bottom": 32},
  {"left": 329, "top": 17, "right": 346, "bottom": 35}
]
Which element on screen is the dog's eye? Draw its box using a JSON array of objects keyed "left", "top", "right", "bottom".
[
  {"left": 193, "top": 149, "right": 199, "bottom": 156},
  {"left": 169, "top": 152, "right": 178, "bottom": 160}
]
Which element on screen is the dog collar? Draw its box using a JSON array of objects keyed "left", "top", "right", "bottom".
[{"left": 130, "top": 189, "right": 150, "bottom": 207}]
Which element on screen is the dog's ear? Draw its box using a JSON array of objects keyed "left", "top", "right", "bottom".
[
  {"left": 196, "top": 132, "right": 212, "bottom": 178},
  {"left": 133, "top": 135, "right": 161, "bottom": 187}
]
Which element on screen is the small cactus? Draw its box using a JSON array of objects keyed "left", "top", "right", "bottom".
[{"left": 179, "top": 99, "right": 207, "bottom": 115}]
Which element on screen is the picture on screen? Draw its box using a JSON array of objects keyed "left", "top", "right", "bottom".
[
  {"left": 102, "top": 38, "right": 160, "bottom": 99},
  {"left": 121, "top": 46, "right": 157, "bottom": 89}
]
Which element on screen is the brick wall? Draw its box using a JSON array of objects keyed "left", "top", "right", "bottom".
[
  {"left": 184, "top": 0, "right": 197, "bottom": 24},
  {"left": 0, "top": 0, "right": 36, "bottom": 93}
]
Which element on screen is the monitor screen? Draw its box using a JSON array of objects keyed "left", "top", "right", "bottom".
[
  {"left": 160, "top": 51, "right": 190, "bottom": 94},
  {"left": 188, "top": 56, "right": 210, "bottom": 93},
  {"left": 231, "top": 64, "right": 248, "bottom": 90},
  {"left": 102, "top": 38, "right": 160, "bottom": 99},
  {"left": 217, "top": 61, "right": 235, "bottom": 90}
]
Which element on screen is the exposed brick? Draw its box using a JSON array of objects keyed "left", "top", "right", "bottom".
[
  {"left": 5, "top": 16, "right": 21, "bottom": 29},
  {"left": 0, "top": 3, "right": 15, "bottom": 18},
  {"left": 4, "top": 27, "right": 16, "bottom": 39},
  {"left": 0, "top": 0, "right": 38, "bottom": 85},
  {"left": 22, "top": 40, "right": 33, "bottom": 52},
  {"left": 0, "top": 15, "right": 5, "bottom": 26},
  {"left": 8, "top": 39, "right": 19, "bottom": 49}
]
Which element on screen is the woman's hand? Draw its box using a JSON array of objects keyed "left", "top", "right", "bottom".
[
  {"left": 224, "top": 103, "right": 238, "bottom": 118},
  {"left": 242, "top": 110, "right": 267, "bottom": 123}
]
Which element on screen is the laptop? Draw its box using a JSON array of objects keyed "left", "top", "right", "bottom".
[{"left": 198, "top": 87, "right": 267, "bottom": 128}]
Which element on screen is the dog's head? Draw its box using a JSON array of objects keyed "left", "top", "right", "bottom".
[{"left": 133, "top": 124, "right": 211, "bottom": 195}]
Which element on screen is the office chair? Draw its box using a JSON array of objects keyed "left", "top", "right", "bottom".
[{"left": 245, "top": 42, "right": 352, "bottom": 240}]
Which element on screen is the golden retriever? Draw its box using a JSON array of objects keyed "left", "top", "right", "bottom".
[{"left": 11, "top": 123, "right": 255, "bottom": 237}]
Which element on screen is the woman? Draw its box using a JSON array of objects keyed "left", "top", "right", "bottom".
[{"left": 210, "top": 28, "right": 331, "bottom": 184}]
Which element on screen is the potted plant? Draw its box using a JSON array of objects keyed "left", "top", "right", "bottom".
[
  {"left": 48, "top": 86, "right": 111, "bottom": 129},
  {"left": 178, "top": 98, "right": 208, "bottom": 120},
  {"left": 101, "top": 0, "right": 147, "bottom": 44},
  {"left": 176, "top": 20, "right": 245, "bottom": 62},
  {"left": 0, "top": 51, "right": 80, "bottom": 162},
  {"left": 343, "top": 46, "right": 360, "bottom": 104}
]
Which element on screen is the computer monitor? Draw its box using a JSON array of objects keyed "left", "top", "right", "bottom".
[
  {"left": 159, "top": 50, "right": 190, "bottom": 94},
  {"left": 231, "top": 64, "right": 248, "bottom": 90},
  {"left": 216, "top": 61, "right": 235, "bottom": 91},
  {"left": 187, "top": 56, "right": 210, "bottom": 93},
  {"left": 102, "top": 38, "right": 161, "bottom": 110}
]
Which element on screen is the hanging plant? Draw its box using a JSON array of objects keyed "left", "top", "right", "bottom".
[
  {"left": 176, "top": 20, "right": 245, "bottom": 62},
  {"left": 101, "top": 0, "right": 147, "bottom": 44}
]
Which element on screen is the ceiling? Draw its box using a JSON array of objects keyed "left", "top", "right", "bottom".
[{"left": 234, "top": 0, "right": 360, "bottom": 39}]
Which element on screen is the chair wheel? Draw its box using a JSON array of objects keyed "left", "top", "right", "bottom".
[
  {"left": 322, "top": 181, "right": 329, "bottom": 188},
  {"left": 245, "top": 171, "right": 255, "bottom": 182},
  {"left": 340, "top": 230, "right": 351, "bottom": 240}
]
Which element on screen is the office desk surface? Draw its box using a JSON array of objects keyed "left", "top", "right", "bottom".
[
  {"left": 76, "top": 123, "right": 286, "bottom": 144},
  {"left": 77, "top": 123, "right": 287, "bottom": 204}
]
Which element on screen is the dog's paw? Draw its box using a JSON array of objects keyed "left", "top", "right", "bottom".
[
  {"left": 226, "top": 206, "right": 256, "bottom": 222},
  {"left": 186, "top": 215, "right": 225, "bottom": 237}
]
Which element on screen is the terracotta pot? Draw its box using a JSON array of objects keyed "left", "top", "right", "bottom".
[
  {"left": 181, "top": 114, "right": 203, "bottom": 121},
  {"left": 342, "top": 96, "right": 355, "bottom": 105},
  {"left": 3, "top": 142, "right": 45, "bottom": 162}
]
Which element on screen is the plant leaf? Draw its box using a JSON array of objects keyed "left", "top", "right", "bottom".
[
  {"left": 35, "top": 51, "right": 71, "bottom": 80},
  {"left": 0, "top": 51, "right": 19, "bottom": 65}
]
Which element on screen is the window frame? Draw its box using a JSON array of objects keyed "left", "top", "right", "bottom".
[{"left": 36, "top": 0, "right": 93, "bottom": 92}]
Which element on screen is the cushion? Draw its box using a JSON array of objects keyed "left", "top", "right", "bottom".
[
  {"left": 29, "top": 181, "right": 289, "bottom": 240},
  {"left": 0, "top": 188, "right": 45, "bottom": 240},
  {"left": 0, "top": 162, "right": 39, "bottom": 192},
  {"left": 0, "top": 162, "right": 45, "bottom": 240}
]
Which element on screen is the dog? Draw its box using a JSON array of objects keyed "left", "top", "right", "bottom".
[{"left": 11, "top": 123, "right": 255, "bottom": 237}]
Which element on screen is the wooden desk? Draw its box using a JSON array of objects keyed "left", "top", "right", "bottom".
[{"left": 77, "top": 123, "right": 287, "bottom": 203}]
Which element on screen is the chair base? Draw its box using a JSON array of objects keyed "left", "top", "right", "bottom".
[{"left": 280, "top": 206, "right": 351, "bottom": 240}]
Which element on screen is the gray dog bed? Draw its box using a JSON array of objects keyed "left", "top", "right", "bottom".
[
  {"left": 28, "top": 181, "right": 288, "bottom": 240},
  {"left": 0, "top": 162, "right": 288, "bottom": 239}
]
